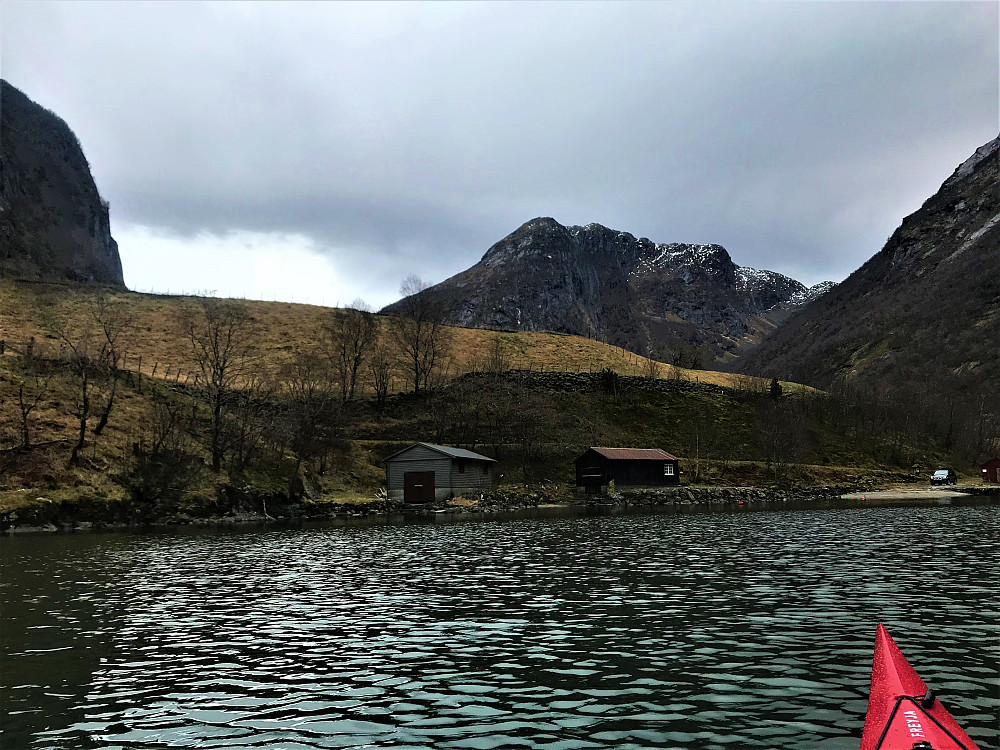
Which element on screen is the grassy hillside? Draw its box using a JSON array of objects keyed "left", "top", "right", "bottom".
[
  {"left": 0, "top": 280, "right": 791, "bottom": 391},
  {"left": 1, "top": 281, "right": 964, "bottom": 529}
]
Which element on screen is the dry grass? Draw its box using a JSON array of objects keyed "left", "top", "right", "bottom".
[
  {"left": 0, "top": 360, "right": 145, "bottom": 458},
  {"left": 0, "top": 280, "right": 804, "bottom": 393},
  {"left": 679, "top": 458, "right": 913, "bottom": 488},
  {"left": 447, "top": 495, "right": 482, "bottom": 507}
]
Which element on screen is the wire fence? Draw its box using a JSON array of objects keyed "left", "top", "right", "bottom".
[
  {"left": 0, "top": 338, "right": 203, "bottom": 389},
  {"left": 1, "top": 334, "right": 689, "bottom": 396}
]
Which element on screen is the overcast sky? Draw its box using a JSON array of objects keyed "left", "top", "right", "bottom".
[{"left": 3, "top": 1, "right": 997, "bottom": 308}]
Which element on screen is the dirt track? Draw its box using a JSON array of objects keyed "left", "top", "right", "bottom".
[{"left": 840, "top": 487, "right": 970, "bottom": 500}]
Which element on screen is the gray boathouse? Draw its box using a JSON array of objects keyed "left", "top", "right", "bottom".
[{"left": 384, "top": 443, "right": 497, "bottom": 502}]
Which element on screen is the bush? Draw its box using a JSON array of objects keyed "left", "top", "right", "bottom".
[{"left": 122, "top": 449, "right": 207, "bottom": 520}]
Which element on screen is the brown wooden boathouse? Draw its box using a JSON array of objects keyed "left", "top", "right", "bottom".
[{"left": 575, "top": 447, "right": 680, "bottom": 493}]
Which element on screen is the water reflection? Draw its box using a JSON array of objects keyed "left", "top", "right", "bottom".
[{"left": 2, "top": 506, "right": 998, "bottom": 749}]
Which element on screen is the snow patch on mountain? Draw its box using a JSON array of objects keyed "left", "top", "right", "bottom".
[
  {"left": 790, "top": 281, "right": 836, "bottom": 305},
  {"left": 735, "top": 266, "right": 800, "bottom": 294},
  {"left": 946, "top": 135, "right": 999, "bottom": 187},
  {"left": 652, "top": 243, "right": 731, "bottom": 269}
]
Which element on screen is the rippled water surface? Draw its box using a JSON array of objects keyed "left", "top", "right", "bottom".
[{"left": 2, "top": 505, "right": 998, "bottom": 749}]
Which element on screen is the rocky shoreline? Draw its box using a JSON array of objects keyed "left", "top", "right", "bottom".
[
  {"left": 446, "top": 485, "right": 850, "bottom": 514},
  {"left": 5, "top": 483, "right": 996, "bottom": 535}
]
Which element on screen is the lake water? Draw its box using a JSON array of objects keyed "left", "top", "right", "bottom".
[{"left": 2, "top": 504, "right": 998, "bottom": 750}]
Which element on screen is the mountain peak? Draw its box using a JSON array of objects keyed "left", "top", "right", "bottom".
[
  {"left": 943, "top": 134, "right": 999, "bottom": 189},
  {"left": 384, "top": 217, "right": 811, "bottom": 362},
  {"left": 645, "top": 243, "right": 735, "bottom": 282},
  {"left": 0, "top": 79, "right": 124, "bottom": 288}
]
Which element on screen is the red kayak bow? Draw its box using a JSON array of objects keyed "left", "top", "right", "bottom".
[{"left": 860, "top": 624, "right": 980, "bottom": 750}]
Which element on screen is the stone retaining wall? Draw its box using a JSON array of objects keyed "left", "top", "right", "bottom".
[
  {"left": 459, "top": 370, "right": 730, "bottom": 395},
  {"left": 436, "top": 484, "right": 851, "bottom": 514}
]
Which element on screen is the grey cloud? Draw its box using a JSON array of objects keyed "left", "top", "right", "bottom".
[{"left": 3, "top": 1, "right": 997, "bottom": 292}]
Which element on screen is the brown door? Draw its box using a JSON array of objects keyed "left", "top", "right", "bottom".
[{"left": 403, "top": 471, "right": 435, "bottom": 503}]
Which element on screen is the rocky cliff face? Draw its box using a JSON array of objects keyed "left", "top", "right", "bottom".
[
  {"left": 382, "top": 217, "right": 827, "bottom": 362},
  {"left": 1, "top": 80, "right": 124, "bottom": 287},
  {"left": 739, "top": 134, "right": 1000, "bottom": 392}
]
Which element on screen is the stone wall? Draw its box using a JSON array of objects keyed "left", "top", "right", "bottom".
[{"left": 458, "top": 369, "right": 729, "bottom": 396}]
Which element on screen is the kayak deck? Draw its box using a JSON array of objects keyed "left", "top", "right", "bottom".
[{"left": 860, "top": 624, "right": 980, "bottom": 750}]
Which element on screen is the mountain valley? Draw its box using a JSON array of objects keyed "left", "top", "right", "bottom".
[{"left": 0, "top": 78, "right": 997, "bottom": 529}]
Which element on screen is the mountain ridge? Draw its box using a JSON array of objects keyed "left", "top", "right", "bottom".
[
  {"left": 382, "top": 216, "right": 831, "bottom": 363},
  {"left": 738, "top": 134, "right": 999, "bottom": 394}
]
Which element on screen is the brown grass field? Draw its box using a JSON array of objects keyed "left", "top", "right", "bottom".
[{"left": 0, "top": 279, "right": 802, "bottom": 393}]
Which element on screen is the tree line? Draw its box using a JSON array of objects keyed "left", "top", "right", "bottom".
[{"left": 0, "top": 275, "right": 455, "bottom": 482}]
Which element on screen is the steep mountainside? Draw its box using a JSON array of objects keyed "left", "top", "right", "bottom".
[
  {"left": 1, "top": 80, "right": 124, "bottom": 287},
  {"left": 382, "top": 217, "right": 829, "bottom": 361},
  {"left": 740, "top": 135, "right": 999, "bottom": 393}
]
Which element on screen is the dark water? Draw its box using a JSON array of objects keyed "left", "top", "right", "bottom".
[{"left": 2, "top": 505, "right": 998, "bottom": 750}]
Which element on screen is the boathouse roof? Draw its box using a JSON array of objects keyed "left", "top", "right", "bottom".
[
  {"left": 383, "top": 443, "right": 497, "bottom": 463},
  {"left": 586, "top": 447, "right": 678, "bottom": 461}
]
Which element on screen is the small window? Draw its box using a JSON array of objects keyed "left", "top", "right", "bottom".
[
  {"left": 664, "top": 463, "right": 675, "bottom": 476},
  {"left": 482, "top": 464, "right": 489, "bottom": 475},
  {"left": 457, "top": 460, "right": 465, "bottom": 474}
]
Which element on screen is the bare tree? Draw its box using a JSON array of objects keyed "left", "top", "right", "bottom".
[
  {"left": 42, "top": 296, "right": 128, "bottom": 462},
  {"left": 732, "top": 373, "right": 769, "bottom": 398},
  {"left": 426, "top": 351, "right": 458, "bottom": 391},
  {"left": 126, "top": 393, "right": 205, "bottom": 517},
  {"left": 280, "top": 348, "right": 337, "bottom": 474},
  {"left": 688, "top": 345, "right": 705, "bottom": 370},
  {"left": 390, "top": 275, "right": 451, "bottom": 394},
  {"left": 754, "top": 400, "right": 808, "bottom": 481},
  {"left": 484, "top": 333, "right": 512, "bottom": 375},
  {"left": 183, "top": 299, "right": 260, "bottom": 472},
  {"left": 325, "top": 300, "right": 377, "bottom": 401},
  {"left": 481, "top": 379, "right": 517, "bottom": 463},
  {"left": 226, "top": 373, "right": 275, "bottom": 474},
  {"left": 66, "top": 345, "right": 95, "bottom": 464},
  {"left": 43, "top": 294, "right": 136, "bottom": 464},
  {"left": 368, "top": 331, "right": 396, "bottom": 409},
  {"left": 91, "top": 295, "right": 136, "bottom": 437},
  {"left": 143, "top": 394, "right": 188, "bottom": 457},
  {"left": 46, "top": 315, "right": 98, "bottom": 465},
  {"left": 643, "top": 348, "right": 661, "bottom": 379},
  {"left": 16, "top": 369, "right": 51, "bottom": 450},
  {"left": 443, "top": 380, "right": 487, "bottom": 448},
  {"left": 509, "top": 387, "right": 557, "bottom": 483}
]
